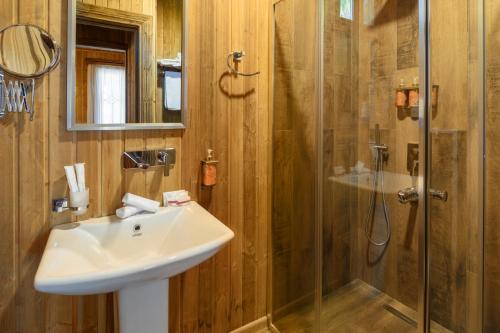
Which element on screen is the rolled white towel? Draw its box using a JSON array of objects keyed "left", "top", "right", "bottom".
[
  {"left": 116, "top": 206, "right": 143, "bottom": 219},
  {"left": 122, "top": 193, "right": 160, "bottom": 213}
]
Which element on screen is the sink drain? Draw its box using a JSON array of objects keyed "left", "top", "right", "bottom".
[{"left": 132, "top": 224, "right": 142, "bottom": 236}]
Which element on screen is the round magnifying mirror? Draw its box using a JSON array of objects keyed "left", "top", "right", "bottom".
[{"left": 0, "top": 24, "right": 61, "bottom": 78}]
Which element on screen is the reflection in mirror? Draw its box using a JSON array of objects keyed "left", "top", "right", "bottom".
[
  {"left": 0, "top": 24, "right": 60, "bottom": 78},
  {"left": 156, "top": 0, "right": 183, "bottom": 124},
  {"left": 75, "top": 21, "right": 137, "bottom": 125},
  {"left": 68, "top": 0, "right": 186, "bottom": 130}
]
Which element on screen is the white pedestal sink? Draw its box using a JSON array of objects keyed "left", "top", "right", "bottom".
[{"left": 34, "top": 202, "right": 234, "bottom": 333}]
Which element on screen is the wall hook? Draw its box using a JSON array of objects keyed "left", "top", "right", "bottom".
[{"left": 227, "top": 51, "right": 260, "bottom": 77}]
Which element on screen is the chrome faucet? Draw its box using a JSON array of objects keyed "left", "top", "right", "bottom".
[{"left": 122, "top": 148, "right": 176, "bottom": 176}]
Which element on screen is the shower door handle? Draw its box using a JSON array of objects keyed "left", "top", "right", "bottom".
[{"left": 429, "top": 189, "right": 448, "bottom": 202}]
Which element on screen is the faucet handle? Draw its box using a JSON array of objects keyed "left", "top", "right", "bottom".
[
  {"left": 158, "top": 148, "right": 175, "bottom": 163},
  {"left": 158, "top": 148, "right": 176, "bottom": 176}
]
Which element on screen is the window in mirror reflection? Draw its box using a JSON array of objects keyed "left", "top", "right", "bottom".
[
  {"left": 75, "top": 21, "right": 138, "bottom": 124},
  {"left": 89, "top": 64, "right": 126, "bottom": 124},
  {"left": 340, "top": 0, "right": 353, "bottom": 20}
]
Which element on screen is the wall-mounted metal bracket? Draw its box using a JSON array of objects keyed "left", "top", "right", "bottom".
[
  {"left": 0, "top": 70, "right": 36, "bottom": 121},
  {"left": 122, "top": 148, "right": 176, "bottom": 176}
]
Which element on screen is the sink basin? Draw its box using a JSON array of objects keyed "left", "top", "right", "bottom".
[{"left": 35, "top": 201, "right": 234, "bottom": 333}]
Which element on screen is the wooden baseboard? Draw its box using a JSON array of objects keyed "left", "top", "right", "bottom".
[{"left": 229, "top": 316, "right": 269, "bottom": 333}]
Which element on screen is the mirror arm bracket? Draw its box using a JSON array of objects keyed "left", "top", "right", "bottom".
[{"left": 0, "top": 70, "right": 36, "bottom": 121}]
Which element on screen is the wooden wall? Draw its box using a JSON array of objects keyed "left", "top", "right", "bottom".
[
  {"left": 0, "top": 0, "right": 271, "bottom": 332},
  {"left": 485, "top": 1, "right": 500, "bottom": 331},
  {"left": 156, "top": 0, "right": 183, "bottom": 59}
]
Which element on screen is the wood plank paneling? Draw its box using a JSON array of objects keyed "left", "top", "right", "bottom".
[
  {"left": 17, "top": 0, "right": 50, "bottom": 332},
  {"left": 485, "top": 1, "right": 500, "bottom": 332},
  {"left": 0, "top": 0, "right": 18, "bottom": 331},
  {"left": 0, "top": 0, "right": 271, "bottom": 332}
]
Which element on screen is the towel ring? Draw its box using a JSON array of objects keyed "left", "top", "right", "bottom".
[{"left": 227, "top": 51, "right": 260, "bottom": 77}]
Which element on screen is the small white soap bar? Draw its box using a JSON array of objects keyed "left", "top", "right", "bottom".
[{"left": 122, "top": 193, "right": 160, "bottom": 213}]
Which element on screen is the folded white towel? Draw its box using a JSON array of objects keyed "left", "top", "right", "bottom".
[
  {"left": 122, "top": 193, "right": 160, "bottom": 213},
  {"left": 116, "top": 206, "right": 143, "bottom": 219},
  {"left": 163, "top": 190, "right": 191, "bottom": 207},
  {"left": 163, "top": 71, "right": 181, "bottom": 111},
  {"left": 158, "top": 53, "right": 182, "bottom": 68}
]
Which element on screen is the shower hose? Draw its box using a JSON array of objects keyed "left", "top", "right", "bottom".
[{"left": 363, "top": 146, "right": 391, "bottom": 246}]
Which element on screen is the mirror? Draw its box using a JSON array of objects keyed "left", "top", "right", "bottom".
[
  {"left": 0, "top": 24, "right": 61, "bottom": 78},
  {"left": 67, "top": 0, "right": 187, "bottom": 131}
]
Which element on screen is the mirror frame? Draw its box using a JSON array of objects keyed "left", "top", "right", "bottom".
[
  {"left": 67, "top": 0, "right": 188, "bottom": 131},
  {"left": 0, "top": 24, "right": 61, "bottom": 79}
]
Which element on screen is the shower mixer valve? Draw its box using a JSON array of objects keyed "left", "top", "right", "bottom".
[{"left": 397, "top": 187, "right": 419, "bottom": 204}]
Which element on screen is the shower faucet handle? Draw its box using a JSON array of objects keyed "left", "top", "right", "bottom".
[
  {"left": 397, "top": 187, "right": 419, "bottom": 204},
  {"left": 398, "top": 188, "right": 448, "bottom": 204}
]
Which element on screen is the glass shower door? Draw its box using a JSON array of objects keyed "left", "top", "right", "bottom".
[
  {"left": 426, "top": 0, "right": 484, "bottom": 332},
  {"left": 271, "top": 0, "right": 320, "bottom": 332},
  {"left": 320, "top": 0, "right": 424, "bottom": 331},
  {"left": 271, "top": 0, "right": 487, "bottom": 332}
]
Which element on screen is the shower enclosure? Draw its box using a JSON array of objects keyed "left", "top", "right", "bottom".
[{"left": 270, "top": 0, "right": 499, "bottom": 332}]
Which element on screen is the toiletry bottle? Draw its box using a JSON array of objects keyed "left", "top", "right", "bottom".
[
  {"left": 202, "top": 149, "right": 218, "bottom": 187},
  {"left": 395, "top": 79, "right": 407, "bottom": 109},
  {"left": 408, "top": 77, "right": 419, "bottom": 108}
]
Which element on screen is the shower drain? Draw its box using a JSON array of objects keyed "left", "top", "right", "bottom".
[{"left": 383, "top": 304, "right": 417, "bottom": 328}]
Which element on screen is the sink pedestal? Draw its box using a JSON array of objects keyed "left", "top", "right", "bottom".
[{"left": 118, "top": 279, "right": 169, "bottom": 333}]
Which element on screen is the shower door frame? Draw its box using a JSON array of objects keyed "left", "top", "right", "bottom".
[{"left": 417, "top": 0, "right": 429, "bottom": 330}]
